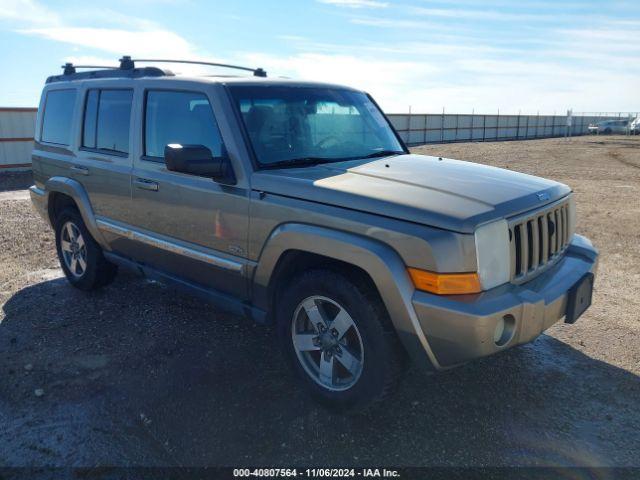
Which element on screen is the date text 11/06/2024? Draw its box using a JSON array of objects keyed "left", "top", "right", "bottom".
[{"left": 232, "top": 468, "right": 401, "bottom": 477}]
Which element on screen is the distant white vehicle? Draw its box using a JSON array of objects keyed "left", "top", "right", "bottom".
[
  {"left": 630, "top": 116, "right": 640, "bottom": 134},
  {"left": 588, "top": 119, "right": 629, "bottom": 134}
]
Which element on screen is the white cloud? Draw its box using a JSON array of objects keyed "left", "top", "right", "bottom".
[
  {"left": 0, "top": 0, "right": 60, "bottom": 25},
  {"left": 5, "top": 0, "right": 220, "bottom": 74},
  {"left": 20, "top": 27, "right": 196, "bottom": 58},
  {"left": 3, "top": 0, "right": 205, "bottom": 62},
  {"left": 239, "top": 51, "right": 441, "bottom": 111},
  {"left": 349, "top": 16, "right": 475, "bottom": 34},
  {"left": 2, "top": 0, "right": 638, "bottom": 113},
  {"left": 237, "top": 43, "right": 638, "bottom": 114},
  {"left": 410, "top": 6, "right": 565, "bottom": 22},
  {"left": 61, "top": 55, "right": 120, "bottom": 68},
  {"left": 317, "top": 0, "right": 388, "bottom": 8}
]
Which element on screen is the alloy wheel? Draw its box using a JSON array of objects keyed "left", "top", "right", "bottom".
[
  {"left": 291, "top": 295, "right": 364, "bottom": 391},
  {"left": 60, "top": 221, "right": 87, "bottom": 278}
]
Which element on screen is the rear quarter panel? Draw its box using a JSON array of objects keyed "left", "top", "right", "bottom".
[{"left": 31, "top": 86, "right": 79, "bottom": 189}]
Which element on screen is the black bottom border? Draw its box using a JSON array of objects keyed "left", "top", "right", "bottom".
[{"left": 0, "top": 467, "right": 639, "bottom": 480}]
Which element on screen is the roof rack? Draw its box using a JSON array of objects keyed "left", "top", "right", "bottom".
[
  {"left": 47, "top": 55, "right": 267, "bottom": 84},
  {"left": 61, "top": 63, "right": 118, "bottom": 75},
  {"left": 47, "top": 57, "right": 171, "bottom": 84},
  {"left": 129, "top": 58, "right": 267, "bottom": 77}
]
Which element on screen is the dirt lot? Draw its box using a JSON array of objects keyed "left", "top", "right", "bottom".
[{"left": 0, "top": 135, "right": 638, "bottom": 468}]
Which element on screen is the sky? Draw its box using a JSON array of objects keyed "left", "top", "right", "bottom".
[{"left": 0, "top": 0, "right": 638, "bottom": 113}]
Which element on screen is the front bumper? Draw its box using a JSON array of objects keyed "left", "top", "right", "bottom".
[{"left": 413, "top": 234, "right": 598, "bottom": 368}]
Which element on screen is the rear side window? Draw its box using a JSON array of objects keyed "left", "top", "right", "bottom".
[
  {"left": 144, "top": 90, "right": 224, "bottom": 158},
  {"left": 41, "top": 89, "right": 76, "bottom": 145},
  {"left": 82, "top": 89, "right": 133, "bottom": 154}
]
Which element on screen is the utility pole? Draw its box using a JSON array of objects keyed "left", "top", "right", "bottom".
[{"left": 566, "top": 109, "right": 573, "bottom": 140}]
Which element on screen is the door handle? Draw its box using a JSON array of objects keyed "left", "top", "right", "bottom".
[
  {"left": 134, "top": 178, "right": 159, "bottom": 191},
  {"left": 70, "top": 165, "right": 90, "bottom": 176}
]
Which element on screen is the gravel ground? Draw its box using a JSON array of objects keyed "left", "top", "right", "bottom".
[{"left": 0, "top": 135, "right": 638, "bottom": 468}]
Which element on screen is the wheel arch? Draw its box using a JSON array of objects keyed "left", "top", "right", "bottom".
[
  {"left": 48, "top": 191, "right": 77, "bottom": 225},
  {"left": 44, "top": 177, "right": 109, "bottom": 249},
  {"left": 251, "top": 223, "right": 440, "bottom": 371},
  {"left": 266, "top": 250, "right": 387, "bottom": 326}
]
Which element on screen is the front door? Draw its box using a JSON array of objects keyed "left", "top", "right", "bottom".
[{"left": 128, "top": 89, "right": 250, "bottom": 299}]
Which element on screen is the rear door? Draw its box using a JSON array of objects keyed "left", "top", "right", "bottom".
[
  {"left": 127, "top": 87, "right": 250, "bottom": 299},
  {"left": 72, "top": 85, "right": 134, "bottom": 226}
]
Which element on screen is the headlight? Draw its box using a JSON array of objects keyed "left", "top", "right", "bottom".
[{"left": 474, "top": 219, "right": 510, "bottom": 290}]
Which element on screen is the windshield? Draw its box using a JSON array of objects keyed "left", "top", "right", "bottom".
[{"left": 228, "top": 85, "right": 404, "bottom": 168}]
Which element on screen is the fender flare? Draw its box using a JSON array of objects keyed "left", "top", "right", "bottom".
[
  {"left": 252, "top": 223, "right": 441, "bottom": 371},
  {"left": 43, "top": 176, "right": 110, "bottom": 249}
]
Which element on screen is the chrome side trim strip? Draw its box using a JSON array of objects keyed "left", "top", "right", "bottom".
[{"left": 96, "top": 219, "right": 244, "bottom": 273}]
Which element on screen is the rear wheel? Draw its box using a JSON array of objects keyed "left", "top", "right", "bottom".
[
  {"left": 55, "top": 207, "right": 117, "bottom": 291},
  {"left": 277, "top": 269, "right": 405, "bottom": 410}
]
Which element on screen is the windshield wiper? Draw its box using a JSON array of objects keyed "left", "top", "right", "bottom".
[
  {"left": 261, "top": 150, "right": 405, "bottom": 170},
  {"left": 261, "top": 157, "right": 336, "bottom": 169},
  {"left": 360, "top": 150, "right": 405, "bottom": 159}
]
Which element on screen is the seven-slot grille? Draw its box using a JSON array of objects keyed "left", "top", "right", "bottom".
[{"left": 508, "top": 199, "right": 571, "bottom": 283}]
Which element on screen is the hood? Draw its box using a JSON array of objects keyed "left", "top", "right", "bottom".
[{"left": 251, "top": 154, "right": 571, "bottom": 233}]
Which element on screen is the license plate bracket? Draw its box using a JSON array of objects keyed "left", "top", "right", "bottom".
[{"left": 565, "top": 273, "right": 594, "bottom": 324}]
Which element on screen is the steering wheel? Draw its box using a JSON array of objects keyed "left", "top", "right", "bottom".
[{"left": 316, "top": 136, "right": 342, "bottom": 150}]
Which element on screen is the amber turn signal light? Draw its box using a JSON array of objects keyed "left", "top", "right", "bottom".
[{"left": 407, "top": 268, "right": 482, "bottom": 295}]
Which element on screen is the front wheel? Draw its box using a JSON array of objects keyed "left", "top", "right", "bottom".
[{"left": 277, "top": 269, "right": 405, "bottom": 410}]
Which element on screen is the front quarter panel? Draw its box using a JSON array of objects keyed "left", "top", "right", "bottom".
[
  {"left": 247, "top": 189, "right": 478, "bottom": 274},
  {"left": 252, "top": 222, "right": 442, "bottom": 371}
]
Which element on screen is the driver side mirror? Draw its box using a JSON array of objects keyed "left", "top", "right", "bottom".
[{"left": 164, "top": 144, "right": 228, "bottom": 179}]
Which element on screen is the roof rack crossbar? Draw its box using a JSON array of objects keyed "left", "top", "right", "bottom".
[
  {"left": 48, "top": 60, "right": 170, "bottom": 84},
  {"left": 129, "top": 58, "right": 267, "bottom": 77},
  {"left": 62, "top": 63, "right": 118, "bottom": 75}
]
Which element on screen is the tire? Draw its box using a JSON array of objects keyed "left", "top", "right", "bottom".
[
  {"left": 277, "top": 269, "right": 405, "bottom": 411},
  {"left": 54, "top": 207, "right": 117, "bottom": 291}
]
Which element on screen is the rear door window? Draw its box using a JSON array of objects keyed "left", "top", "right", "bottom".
[
  {"left": 82, "top": 89, "right": 133, "bottom": 154},
  {"left": 41, "top": 89, "right": 76, "bottom": 145},
  {"left": 82, "top": 90, "right": 99, "bottom": 148}
]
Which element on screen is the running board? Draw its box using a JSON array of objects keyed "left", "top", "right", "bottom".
[{"left": 103, "top": 252, "right": 268, "bottom": 325}]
